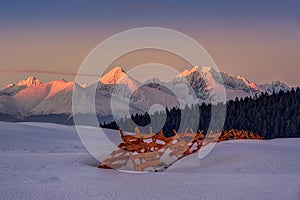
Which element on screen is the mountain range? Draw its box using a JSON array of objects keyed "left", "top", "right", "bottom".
[{"left": 0, "top": 66, "right": 290, "bottom": 124}]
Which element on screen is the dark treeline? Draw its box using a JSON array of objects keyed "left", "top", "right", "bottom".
[{"left": 101, "top": 88, "right": 300, "bottom": 139}]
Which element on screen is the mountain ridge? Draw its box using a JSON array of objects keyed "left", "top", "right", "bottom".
[{"left": 0, "top": 66, "right": 291, "bottom": 121}]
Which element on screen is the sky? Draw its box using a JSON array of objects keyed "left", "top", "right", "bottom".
[{"left": 0, "top": 0, "right": 299, "bottom": 87}]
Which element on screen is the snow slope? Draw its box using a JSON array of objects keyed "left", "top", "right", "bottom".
[{"left": 0, "top": 122, "right": 299, "bottom": 200}]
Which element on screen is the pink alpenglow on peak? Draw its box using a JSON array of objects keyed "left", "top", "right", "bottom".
[
  {"left": 176, "top": 66, "right": 214, "bottom": 78},
  {"left": 236, "top": 76, "right": 259, "bottom": 91},
  {"left": 17, "top": 76, "right": 42, "bottom": 87},
  {"left": 176, "top": 66, "right": 200, "bottom": 78},
  {"left": 99, "top": 66, "right": 139, "bottom": 91},
  {"left": 100, "top": 66, "right": 127, "bottom": 85}
]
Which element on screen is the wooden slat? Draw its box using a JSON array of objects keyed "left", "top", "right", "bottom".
[
  {"left": 134, "top": 160, "right": 160, "bottom": 171},
  {"left": 130, "top": 151, "right": 158, "bottom": 161}
]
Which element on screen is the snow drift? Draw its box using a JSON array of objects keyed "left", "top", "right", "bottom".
[{"left": 0, "top": 122, "right": 299, "bottom": 200}]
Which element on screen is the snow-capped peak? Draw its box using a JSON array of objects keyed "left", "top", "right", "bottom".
[
  {"left": 199, "top": 66, "right": 213, "bottom": 73},
  {"left": 236, "top": 76, "right": 259, "bottom": 91},
  {"left": 100, "top": 66, "right": 127, "bottom": 84},
  {"left": 176, "top": 66, "right": 200, "bottom": 78},
  {"left": 17, "top": 76, "right": 42, "bottom": 87},
  {"left": 99, "top": 66, "right": 140, "bottom": 92},
  {"left": 259, "top": 81, "right": 290, "bottom": 94},
  {"left": 176, "top": 66, "right": 214, "bottom": 78}
]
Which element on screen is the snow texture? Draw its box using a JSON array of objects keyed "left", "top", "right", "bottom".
[{"left": 0, "top": 122, "right": 299, "bottom": 200}]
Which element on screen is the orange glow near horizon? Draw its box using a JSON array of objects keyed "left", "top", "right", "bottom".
[{"left": 0, "top": 22, "right": 300, "bottom": 87}]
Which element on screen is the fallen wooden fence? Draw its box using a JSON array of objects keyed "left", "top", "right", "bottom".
[{"left": 98, "top": 128, "right": 263, "bottom": 171}]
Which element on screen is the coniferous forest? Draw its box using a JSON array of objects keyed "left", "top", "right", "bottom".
[{"left": 101, "top": 88, "right": 300, "bottom": 139}]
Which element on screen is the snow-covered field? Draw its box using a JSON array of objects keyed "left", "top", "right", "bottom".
[{"left": 0, "top": 122, "right": 299, "bottom": 200}]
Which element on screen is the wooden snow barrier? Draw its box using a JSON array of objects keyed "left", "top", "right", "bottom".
[{"left": 98, "top": 128, "right": 263, "bottom": 172}]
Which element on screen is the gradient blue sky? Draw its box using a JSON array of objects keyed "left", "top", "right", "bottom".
[{"left": 0, "top": 0, "right": 299, "bottom": 87}]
